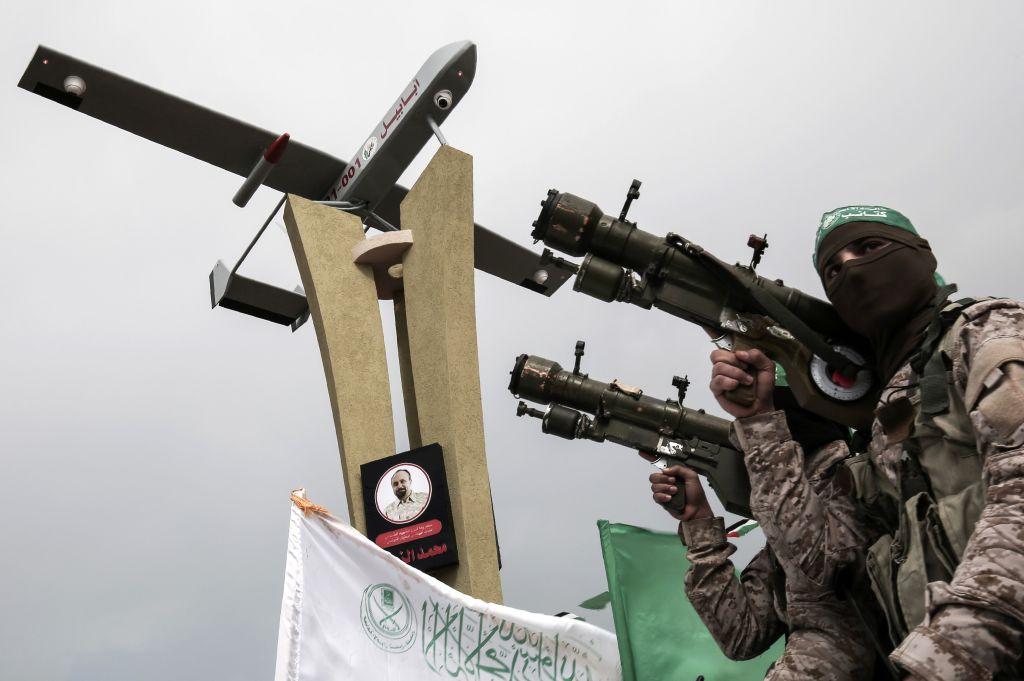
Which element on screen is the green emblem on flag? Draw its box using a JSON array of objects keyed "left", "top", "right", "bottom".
[{"left": 360, "top": 583, "right": 416, "bottom": 653}]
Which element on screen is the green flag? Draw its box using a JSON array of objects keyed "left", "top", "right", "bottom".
[{"left": 598, "top": 520, "right": 784, "bottom": 681}]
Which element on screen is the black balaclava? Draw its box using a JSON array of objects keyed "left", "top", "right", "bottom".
[{"left": 816, "top": 222, "right": 939, "bottom": 383}]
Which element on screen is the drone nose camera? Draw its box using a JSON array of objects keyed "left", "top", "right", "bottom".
[
  {"left": 63, "top": 74, "right": 86, "bottom": 96},
  {"left": 433, "top": 90, "right": 453, "bottom": 110}
]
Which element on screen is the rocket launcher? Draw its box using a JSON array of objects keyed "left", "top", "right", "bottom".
[
  {"left": 529, "top": 181, "right": 878, "bottom": 429},
  {"left": 509, "top": 345, "right": 752, "bottom": 518}
]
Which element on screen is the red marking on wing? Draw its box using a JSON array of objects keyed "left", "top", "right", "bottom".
[{"left": 264, "top": 132, "right": 290, "bottom": 163}]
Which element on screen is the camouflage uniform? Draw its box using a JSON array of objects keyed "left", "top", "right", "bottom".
[
  {"left": 679, "top": 436, "right": 876, "bottom": 679},
  {"left": 729, "top": 299, "right": 1024, "bottom": 680},
  {"left": 383, "top": 490, "right": 429, "bottom": 522}
]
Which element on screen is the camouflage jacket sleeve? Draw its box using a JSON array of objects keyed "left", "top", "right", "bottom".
[
  {"left": 730, "top": 412, "right": 870, "bottom": 587},
  {"left": 679, "top": 516, "right": 785, "bottom": 660},
  {"left": 724, "top": 420, "right": 879, "bottom": 679},
  {"left": 680, "top": 516, "right": 876, "bottom": 680},
  {"left": 764, "top": 606, "right": 876, "bottom": 681},
  {"left": 892, "top": 300, "right": 1024, "bottom": 680}
]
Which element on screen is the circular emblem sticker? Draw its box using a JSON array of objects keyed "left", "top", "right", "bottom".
[
  {"left": 362, "top": 137, "right": 378, "bottom": 161},
  {"left": 360, "top": 583, "right": 416, "bottom": 653}
]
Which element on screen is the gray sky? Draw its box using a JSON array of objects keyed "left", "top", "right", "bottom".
[{"left": 4, "top": 1, "right": 1024, "bottom": 679}]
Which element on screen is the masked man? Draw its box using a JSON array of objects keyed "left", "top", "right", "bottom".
[{"left": 702, "top": 206, "right": 1024, "bottom": 679}]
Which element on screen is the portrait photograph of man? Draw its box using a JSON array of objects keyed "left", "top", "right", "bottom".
[{"left": 375, "top": 464, "right": 432, "bottom": 524}]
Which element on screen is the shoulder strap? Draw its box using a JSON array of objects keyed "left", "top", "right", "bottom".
[
  {"left": 908, "top": 285, "right": 960, "bottom": 375},
  {"left": 914, "top": 293, "right": 977, "bottom": 416},
  {"left": 695, "top": 250, "right": 863, "bottom": 375}
]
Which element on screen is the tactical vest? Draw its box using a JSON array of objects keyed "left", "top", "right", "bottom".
[{"left": 842, "top": 299, "right": 986, "bottom": 647}]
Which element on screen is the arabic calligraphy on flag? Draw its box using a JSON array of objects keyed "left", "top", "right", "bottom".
[{"left": 274, "top": 494, "right": 622, "bottom": 681}]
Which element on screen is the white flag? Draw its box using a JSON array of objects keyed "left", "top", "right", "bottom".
[{"left": 274, "top": 495, "right": 622, "bottom": 681}]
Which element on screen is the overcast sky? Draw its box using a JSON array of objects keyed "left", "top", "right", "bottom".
[{"left": 4, "top": 2, "right": 1024, "bottom": 679}]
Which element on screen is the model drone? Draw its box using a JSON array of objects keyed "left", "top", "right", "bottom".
[{"left": 18, "top": 42, "right": 575, "bottom": 329}]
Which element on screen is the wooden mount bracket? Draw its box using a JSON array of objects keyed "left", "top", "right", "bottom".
[{"left": 352, "top": 230, "right": 414, "bottom": 300}]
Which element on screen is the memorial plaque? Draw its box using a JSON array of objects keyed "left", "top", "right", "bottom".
[{"left": 361, "top": 443, "right": 459, "bottom": 572}]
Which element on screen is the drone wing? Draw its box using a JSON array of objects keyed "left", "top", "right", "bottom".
[
  {"left": 18, "top": 45, "right": 574, "bottom": 295},
  {"left": 18, "top": 45, "right": 343, "bottom": 199}
]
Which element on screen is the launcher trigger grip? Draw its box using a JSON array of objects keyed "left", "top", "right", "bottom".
[
  {"left": 725, "top": 383, "right": 757, "bottom": 407},
  {"left": 723, "top": 333, "right": 761, "bottom": 408},
  {"left": 667, "top": 487, "right": 688, "bottom": 513}
]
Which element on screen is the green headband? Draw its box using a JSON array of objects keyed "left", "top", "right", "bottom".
[
  {"left": 812, "top": 205, "right": 918, "bottom": 265},
  {"left": 812, "top": 205, "right": 945, "bottom": 286}
]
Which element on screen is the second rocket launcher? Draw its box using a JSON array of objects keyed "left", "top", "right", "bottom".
[{"left": 509, "top": 349, "right": 752, "bottom": 518}]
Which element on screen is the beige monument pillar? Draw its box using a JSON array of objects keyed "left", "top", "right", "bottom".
[
  {"left": 283, "top": 197, "right": 395, "bottom": 533},
  {"left": 398, "top": 146, "right": 502, "bottom": 603},
  {"left": 282, "top": 146, "right": 502, "bottom": 603}
]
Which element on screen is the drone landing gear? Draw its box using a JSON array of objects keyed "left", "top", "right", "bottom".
[
  {"left": 208, "top": 195, "right": 310, "bottom": 330},
  {"left": 208, "top": 261, "right": 309, "bottom": 331},
  {"left": 208, "top": 195, "right": 383, "bottom": 330}
]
